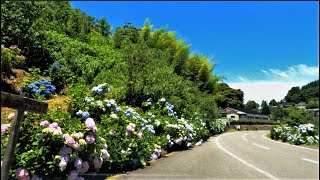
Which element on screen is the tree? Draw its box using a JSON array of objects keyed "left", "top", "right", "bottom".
[
  {"left": 284, "top": 86, "right": 302, "bottom": 103},
  {"left": 95, "top": 17, "right": 111, "bottom": 37},
  {"left": 306, "top": 98, "right": 319, "bottom": 109},
  {"left": 140, "top": 18, "right": 152, "bottom": 42},
  {"left": 300, "top": 79, "right": 319, "bottom": 102},
  {"left": 261, "top": 100, "right": 270, "bottom": 115},
  {"left": 285, "top": 108, "right": 314, "bottom": 127},
  {"left": 270, "top": 107, "right": 288, "bottom": 121},
  {"left": 245, "top": 100, "right": 259, "bottom": 111},
  {"left": 269, "top": 99, "right": 278, "bottom": 106},
  {"left": 215, "top": 83, "right": 244, "bottom": 109},
  {"left": 114, "top": 22, "right": 140, "bottom": 49}
]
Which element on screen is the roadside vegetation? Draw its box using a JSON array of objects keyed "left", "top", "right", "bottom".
[
  {"left": 1, "top": 1, "right": 318, "bottom": 179},
  {"left": 1, "top": 1, "right": 234, "bottom": 179},
  {"left": 270, "top": 124, "right": 319, "bottom": 147}
]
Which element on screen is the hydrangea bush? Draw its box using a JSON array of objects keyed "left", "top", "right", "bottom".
[
  {"left": 21, "top": 78, "right": 56, "bottom": 99},
  {"left": 1, "top": 83, "right": 229, "bottom": 179},
  {"left": 270, "top": 124, "right": 319, "bottom": 145}
]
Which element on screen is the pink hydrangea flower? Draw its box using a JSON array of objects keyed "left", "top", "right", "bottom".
[
  {"left": 85, "top": 118, "right": 98, "bottom": 132},
  {"left": 16, "top": 168, "right": 29, "bottom": 180},
  {"left": 125, "top": 131, "right": 131, "bottom": 137},
  {"left": 68, "top": 170, "right": 78, "bottom": 180},
  {"left": 40, "top": 120, "right": 49, "bottom": 127},
  {"left": 101, "top": 149, "right": 110, "bottom": 160},
  {"left": 126, "top": 123, "right": 136, "bottom": 132},
  {"left": 64, "top": 134, "right": 76, "bottom": 148},
  {"left": 137, "top": 132, "right": 143, "bottom": 138},
  {"left": 49, "top": 122, "right": 58, "bottom": 128},
  {"left": 1, "top": 124, "right": 11, "bottom": 134},
  {"left": 109, "top": 130, "right": 115, "bottom": 136},
  {"left": 85, "top": 135, "right": 96, "bottom": 144},
  {"left": 80, "top": 161, "right": 89, "bottom": 173},
  {"left": 49, "top": 123, "right": 62, "bottom": 134},
  {"left": 93, "top": 156, "right": 103, "bottom": 170}
]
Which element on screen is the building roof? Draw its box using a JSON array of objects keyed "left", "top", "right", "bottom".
[
  {"left": 297, "top": 102, "right": 306, "bottom": 106},
  {"left": 222, "top": 107, "right": 267, "bottom": 116}
]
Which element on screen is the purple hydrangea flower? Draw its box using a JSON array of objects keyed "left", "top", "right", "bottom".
[{"left": 85, "top": 135, "right": 96, "bottom": 144}]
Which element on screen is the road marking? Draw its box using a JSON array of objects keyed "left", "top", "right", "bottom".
[
  {"left": 262, "top": 133, "right": 319, "bottom": 152},
  {"left": 216, "top": 134, "right": 279, "bottom": 180},
  {"left": 241, "top": 134, "right": 249, "bottom": 141},
  {"left": 252, "top": 143, "right": 270, "bottom": 150},
  {"left": 301, "top": 158, "right": 319, "bottom": 164}
]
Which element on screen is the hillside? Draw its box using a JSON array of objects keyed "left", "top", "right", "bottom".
[
  {"left": 284, "top": 79, "right": 319, "bottom": 107},
  {"left": 1, "top": 2, "right": 239, "bottom": 179}
]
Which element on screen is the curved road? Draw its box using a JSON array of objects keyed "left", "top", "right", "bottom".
[{"left": 113, "top": 131, "right": 319, "bottom": 179}]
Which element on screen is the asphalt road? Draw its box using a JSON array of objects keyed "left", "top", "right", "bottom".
[{"left": 113, "top": 131, "right": 319, "bottom": 180}]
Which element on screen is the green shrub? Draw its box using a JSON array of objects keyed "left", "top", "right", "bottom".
[
  {"left": 1, "top": 45, "right": 25, "bottom": 77},
  {"left": 231, "top": 120, "right": 281, "bottom": 125}
]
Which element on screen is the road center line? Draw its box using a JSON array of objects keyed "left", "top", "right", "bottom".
[
  {"left": 241, "top": 134, "right": 249, "bottom": 141},
  {"left": 301, "top": 158, "right": 319, "bottom": 164},
  {"left": 216, "top": 134, "right": 279, "bottom": 180},
  {"left": 252, "top": 143, "right": 270, "bottom": 150}
]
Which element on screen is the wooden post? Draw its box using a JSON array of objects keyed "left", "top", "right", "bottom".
[{"left": 1, "top": 91, "right": 48, "bottom": 180}]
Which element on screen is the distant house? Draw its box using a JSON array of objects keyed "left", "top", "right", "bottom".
[
  {"left": 280, "top": 101, "right": 290, "bottom": 107},
  {"left": 297, "top": 101, "right": 307, "bottom": 109},
  {"left": 221, "top": 107, "right": 269, "bottom": 121},
  {"left": 269, "top": 105, "right": 279, "bottom": 112}
]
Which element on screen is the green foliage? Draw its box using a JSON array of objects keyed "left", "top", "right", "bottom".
[
  {"left": 1, "top": 45, "right": 25, "bottom": 77},
  {"left": 285, "top": 86, "right": 302, "bottom": 104},
  {"left": 270, "top": 107, "right": 288, "bottom": 121},
  {"left": 215, "top": 83, "right": 244, "bottom": 108},
  {"left": 285, "top": 108, "right": 315, "bottom": 127},
  {"left": 269, "top": 99, "right": 278, "bottom": 106},
  {"left": 284, "top": 80, "right": 319, "bottom": 104},
  {"left": 245, "top": 100, "right": 259, "bottom": 111},
  {"left": 261, "top": 100, "right": 270, "bottom": 115},
  {"left": 0, "top": 2, "right": 246, "bottom": 178},
  {"left": 95, "top": 18, "right": 111, "bottom": 37},
  {"left": 306, "top": 98, "right": 319, "bottom": 109}
]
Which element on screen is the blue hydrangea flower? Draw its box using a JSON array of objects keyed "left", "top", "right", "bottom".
[
  {"left": 53, "top": 62, "right": 61, "bottom": 69},
  {"left": 82, "top": 112, "right": 89, "bottom": 119}
]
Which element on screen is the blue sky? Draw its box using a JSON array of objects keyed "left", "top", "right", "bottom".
[{"left": 71, "top": 1, "right": 319, "bottom": 103}]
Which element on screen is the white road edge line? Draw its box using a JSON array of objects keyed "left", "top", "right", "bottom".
[
  {"left": 261, "top": 133, "right": 319, "bottom": 152},
  {"left": 301, "top": 158, "right": 319, "bottom": 164},
  {"left": 252, "top": 143, "right": 270, "bottom": 150},
  {"left": 216, "top": 134, "right": 279, "bottom": 180}
]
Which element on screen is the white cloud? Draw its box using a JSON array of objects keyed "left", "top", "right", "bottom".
[
  {"left": 262, "top": 64, "right": 319, "bottom": 81},
  {"left": 237, "top": 75, "right": 249, "bottom": 82},
  {"left": 229, "top": 81, "right": 309, "bottom": 104},
  {"left": 227, "top": 64, "right": 319, "bottom": 104}
]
